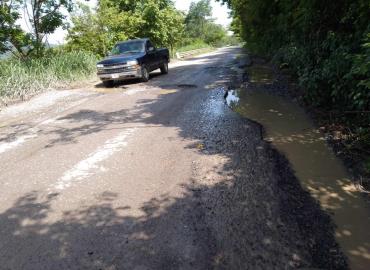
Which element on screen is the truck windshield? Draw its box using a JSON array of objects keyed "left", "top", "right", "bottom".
[{"left": 110, "top": 41, "right": 145, "bottom": 55}]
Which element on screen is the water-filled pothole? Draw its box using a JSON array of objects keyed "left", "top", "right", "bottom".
[
  {"left": 159, "top": 84, "right": 198, "bottom": 89},
  {"left": 246, "top": 65, "right": 275, "bottom": 84},
  {"left": 177, "top": 84, "right": 197, "bottom": 88},
  {"left": 225, "top": 88, "right": 370, "bottom": 270}
]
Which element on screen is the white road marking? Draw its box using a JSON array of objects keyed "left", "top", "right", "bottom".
[
  {"left": 124, "top": 88, "right": 145, "bottom": 95},
  {"left": 0, "top": 97, "right": 92, "bottom": 156},
  {"left": 0, "top": 117, "right": 64, "bottom": 156},
  {"left": 39, "top": 117, "right": 67, "bottom": 126},
  {"left": 0, "top": 91, "right": 76, "bottom": 117},
  {"left": 52, "top": 128, "right": 136, "bottom": 191},
  {"left": 0, "top": 94, "right": 95, "bottom": 156},
  {"left": 0, "top": 133, "right": 37, "bottom": 154}
]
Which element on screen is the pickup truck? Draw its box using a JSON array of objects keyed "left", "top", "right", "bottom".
[{"left": 96, "top": 38, "right": 170, "bottom": 87}]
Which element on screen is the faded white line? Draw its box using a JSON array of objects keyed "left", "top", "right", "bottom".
[
  {"left": 124, "top": 88, "right": 145, "bottom": 95},
  {"left": 0, "top": 98, "right": 90, "bottom": 156},
  {"left": 52, "top": 128, "right": 136, "bottom": 191},
  {"left": 39, "top": 117, "right": 67, "bottom": 126},
  {"left": 0, "top": 118, "right": 61, "bottom": 155},
  {"left": 0, "top": 133, "right": 37, "bottom": 154}
]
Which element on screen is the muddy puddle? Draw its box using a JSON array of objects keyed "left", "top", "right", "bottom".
[
  {"left": 226, "top": 75, "right": 370, "bottom": 269},
  {"left": 247, "top": 65, "right": 275, "bottom": 84}
]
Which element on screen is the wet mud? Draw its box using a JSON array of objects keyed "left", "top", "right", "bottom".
[{"left": 225, "top": 63, "right": 370, "bottom": 270}]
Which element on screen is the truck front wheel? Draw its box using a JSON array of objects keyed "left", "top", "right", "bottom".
[
  {"left": 141, "top": 66, "right": 150, "bottom": 82},
  {"left": 102, "top": 80, "right": 114, "bottom": 87},
  {"left": 160, "top": 62, "right": 168, "bottom": 75}
]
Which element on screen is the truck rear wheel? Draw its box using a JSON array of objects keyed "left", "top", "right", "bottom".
[
  {"left": 102, "top": 80, "right": 114, "bottom": 88},
  {"left": 160, "top": 62, "right": 168, "bottom": 74}
]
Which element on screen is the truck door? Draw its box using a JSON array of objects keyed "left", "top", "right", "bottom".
[{"left": 146, "top": 41, "right": 158, "bottom": 71}]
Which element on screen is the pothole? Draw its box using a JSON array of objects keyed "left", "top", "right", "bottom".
[
  {"left": 159, "top": 84, "right": 198, "bottom": 89},
  {"left": 177, "top": 84, "right": 197, "bottom": 88},
  {"left": 224, "top": 87, "right": 370, "bottom": 269},
  {"left": 205, "top": 66, "right": 218, "bottom": 70}
]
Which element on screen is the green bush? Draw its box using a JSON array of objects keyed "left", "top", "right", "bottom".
[
  {"left": 0, "top": 51, "right": 97, "bottom": 102},
  {"left": 223, "top": 0, "right": 370, "bottom": 175},
  {"left": 224, "top": 0, "right": 370, "bottom": 114}
]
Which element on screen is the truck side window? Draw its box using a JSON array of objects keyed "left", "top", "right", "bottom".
[{"left": 147, "top": 41, "right": 155, "bottom": 52}]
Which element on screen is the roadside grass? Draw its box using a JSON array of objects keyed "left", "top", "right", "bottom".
[
  {"left": 0, "top": 51, "right": 97, "bottom": 105},
  {"left": 176, "top": 40, "right": 212, "bottom": 53},
  {"left": 175, "top": 38, "right": 241, "bottom": 58},
  {"left": 173, "top": 40, "right": 215, "bottom": 59}
]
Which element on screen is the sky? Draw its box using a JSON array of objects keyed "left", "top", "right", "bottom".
[
  {"left": 175, "top": 0, "right": 231, "bottom": 27},
  {"left": 20, "top": 0, "right": 232, "bottom": 44}
]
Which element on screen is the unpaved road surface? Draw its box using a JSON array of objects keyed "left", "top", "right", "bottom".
[{"left": 0, "top": 48, "right": 347, "bottom": 269}]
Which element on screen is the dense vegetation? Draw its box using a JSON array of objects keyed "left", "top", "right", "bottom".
[
  {"left": 66, "top": 0, "right": 236, "bottom": 57},
  {"left": 0, "top": 0, "right": 237, "bottom": 102},
  {"left": 220, "top": 0, "right": 370, "bottom": 177}
]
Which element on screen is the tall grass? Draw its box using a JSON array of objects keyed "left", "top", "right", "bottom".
[
  {"left": 176, "top": 40, "right": 212, "bottom": 53},
  {"left": 176, "top": 36, "right": 241, "bottom": 54},
  {"left": 0, "top": 51, "right": 97, "bottom": 103}
]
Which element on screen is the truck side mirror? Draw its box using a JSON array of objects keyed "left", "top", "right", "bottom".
[{"left": 148, "top": 47, "right": 155, "bottom": 52}]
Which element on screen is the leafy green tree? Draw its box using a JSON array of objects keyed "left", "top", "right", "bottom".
[
  {"left": 183, "top": 0, "right": 227, "bottom": 46},
  {"left": 101, "top": 0, "right": 174, "bottom": 12},
  {"left": 23, "top": 0, "right": 73, "bottom": 57},
  {"left": 203, "top": 22, "right": 227, "bottom": 46},
  {"left": 161, "top": 7, "right": 185, "bottom": 56},
  {"left": 66, "top": 3, "right": 109, "bottom": 56},
  {"left": 0, "top": 0, "right": 31, "bottom": 57},
  {"left": 185, "top": 0, "right": 212, "bottom": 40},
  {"left": 67, "top": 1, "right": 146, "bottom": 56},
  {"left": 67, "top": 0, "right": 184, "bottom": 56},
  {"left": 140, "top": 1, "right": 184, "bottom": 52}
]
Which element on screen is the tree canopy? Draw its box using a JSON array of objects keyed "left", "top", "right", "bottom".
[
  {"left": 67, "top": 0, "right": 185, "bottom": 56},
  {"left": 66, "top": 0, "right": 232, "bottom": 56},
  {"left": 1, "top": 0, "right": 233, "bottom": 59},
  {"left": 0, "top": 0, "right": 73, "bottom": 57},
  {"left": 184, "top": 0, "right": 227, "bottom": 46}
]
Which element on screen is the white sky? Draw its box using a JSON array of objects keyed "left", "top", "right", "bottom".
[
  {"left": 20, "top": 0, "right": 231, "bottom": 44},
  {"left": 175, "top": 0, "right": 231, "bottom": 26}
]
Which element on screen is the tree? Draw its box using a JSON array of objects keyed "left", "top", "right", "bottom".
[
  {"left": 183, "top": 0, "right": 227, "bottom": 46},
  {"left": 66, "top": 3, "right": 109, "bottom": 56},
  {"left": 161, "top": 7, "right": 185, "bottom": 56},
  {"left": 204, "top": 23, "right": 227, "bottom": 46},
  {"left": 185, "top": 0, "right": 212, "bottom": 40},
  {"left": 100, "top": 0, "right": 174, "bottom": 13},
  {"left": 140, "top": 1, "right": 184, "bottom": 52},
  {"left": 23, "top": 0, "right": 73, "bottom": 57},
  {"left": 0, "top": 0, "right": 31, "bottom": 57},
  {"left": 66, "top": 2, "right": 144, "bottom": 56},
  {"left": 67, "top": 0, "right": 185, "bottom": 56}
]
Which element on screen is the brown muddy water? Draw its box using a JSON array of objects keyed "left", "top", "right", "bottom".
[{"left": 226, "top": 66, "right": 370, "bottom": 269}]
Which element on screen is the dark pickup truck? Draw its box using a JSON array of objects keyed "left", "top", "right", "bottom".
[{"left": 96, "top": 38, "right": 170, "bottom": 87}]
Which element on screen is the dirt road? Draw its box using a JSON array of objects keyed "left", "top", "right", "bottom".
[{"left": 0, "top": 48, "right": 347, "bottom": 269}]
